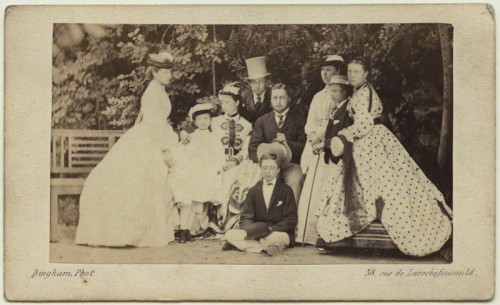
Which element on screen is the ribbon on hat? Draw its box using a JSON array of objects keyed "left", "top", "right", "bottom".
[
  {"left": 147, "top": 52, "right": 174, "bottom": 69},
  {"left": 189, "top": 103, "right": 214, "bottom": 120},
  {"left": 147, "top": 58, "right": 173, "bottom": 69}
]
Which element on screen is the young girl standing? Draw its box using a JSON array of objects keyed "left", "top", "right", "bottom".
[{"left": 170, "top": 103, "right": 226, "bottom": 243}]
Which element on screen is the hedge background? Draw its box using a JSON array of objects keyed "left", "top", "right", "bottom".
[{"left": 52, "top": 23, "right": 453, "bottom": 203}]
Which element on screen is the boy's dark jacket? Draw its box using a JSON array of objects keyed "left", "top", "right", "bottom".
[
  {"left": 323, "top": 100, "right": 353, "bottom": 164},
  {"left": 239, "top": 179, "right": 298, "bottom": 246}
]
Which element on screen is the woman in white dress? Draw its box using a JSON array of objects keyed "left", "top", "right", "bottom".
[
  {"left": 296, "top": 75, "right": 352, "bottom": 245},
  {"left": 301, "top": 55, "right": 345, "bottom": 174},
  {"left": 296, "top": 55, "right": 346, "bottom": 245},
  {"left": 75, "top": 52, "right": 180, "bottom": 247},
  {"left": 316, "top": 58, "right": 453, "bottom": 256}
]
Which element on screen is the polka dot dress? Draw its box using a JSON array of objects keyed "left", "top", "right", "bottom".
[{"left": 316, "top": 83, "right": 453, "bottom": 257}]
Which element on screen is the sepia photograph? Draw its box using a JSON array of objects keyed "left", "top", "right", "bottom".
[
  {"left": 50, "top": 22, "right": 453, "bottom": 264},
  {"left": 4, "top": 3, "right": 495, "bottom": 301}
]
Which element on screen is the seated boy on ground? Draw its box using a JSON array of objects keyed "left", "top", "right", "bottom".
[{"left": 222, "top": 147, "right": 298, "bottom": 256}]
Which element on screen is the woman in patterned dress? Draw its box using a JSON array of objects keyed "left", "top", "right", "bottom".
[
  {"left": 316, "top": 58, "right": 452, "bottom": 257},
  {"left": 206, "top": 83, "right": 259, "bottom": 234}
]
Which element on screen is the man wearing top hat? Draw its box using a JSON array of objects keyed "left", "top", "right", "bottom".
[
  {"left": 248, "top": 82, "right": 306, "bottom": 204},
  {"left": 238, "top": 56, "right": 274, "bottom": 124},
  {"left": 179, "top": 56, "right": 271, "bottom": 146}
]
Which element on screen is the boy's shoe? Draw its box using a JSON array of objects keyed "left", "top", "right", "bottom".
[
  {"left": 264, "top": 245, "right": 282, "bottom": 256},
  {"left": 222, "top": 242, "right": 237, "bottom": 251}
]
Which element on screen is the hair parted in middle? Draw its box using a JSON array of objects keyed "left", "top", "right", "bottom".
[
  {"left": 259, "top": 153, "right": 280, "bottom": 167},
  {"left": 348, "top": 57, "right": 372, "bottom": 73}
]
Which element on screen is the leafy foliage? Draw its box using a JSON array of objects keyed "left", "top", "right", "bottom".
[
  {"left": 302, "top": 24, "right": 448, "bottom": 187},
  {"left": 52, "top": 23, "right": 451, "bottom": 195},
  {"left": 53, "top": 24, "right": 226, "bottom": 130},
  {"left": 58, "top": 194, "right": 80, "bottom": 226}
]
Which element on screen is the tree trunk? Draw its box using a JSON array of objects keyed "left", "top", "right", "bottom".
[
  {"left": 212, "top": 25, "right": 217, "bottom": 96},
  {"left": 437, "top": 24, "right": 453, "bottom": 202}
]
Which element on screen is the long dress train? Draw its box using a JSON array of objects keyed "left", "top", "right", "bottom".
[{"left": 316, "top": 82, "right": 452, "bottom": 256}]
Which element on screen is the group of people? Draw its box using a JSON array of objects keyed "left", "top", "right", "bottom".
[{"left": 75, "top": 51, "right": 453, "bottom": 257}]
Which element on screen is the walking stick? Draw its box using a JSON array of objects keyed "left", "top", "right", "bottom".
[{"left": 301, "top": 152, "right": 321, "bottom": 247}]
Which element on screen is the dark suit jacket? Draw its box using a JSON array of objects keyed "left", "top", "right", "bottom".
[
  {"left": 239, "top": 88, "right": 273, "bottom": 124},
  {"left": 249, "top": 110, "right": 307, "bottom": 164},
  {"left": 323, "top": 100, "right": 353, "bottom": 164},
  {"left": 239, "top": 180, "right": 298, "bottom": 246}
]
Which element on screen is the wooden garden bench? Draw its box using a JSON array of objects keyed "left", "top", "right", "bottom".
[{"left": 50, "top": 129, "right": 124, "bottom": 241}]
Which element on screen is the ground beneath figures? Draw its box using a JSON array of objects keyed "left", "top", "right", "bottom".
[{"left": 51, "top": 226, "right": 451, "bottom": 264}]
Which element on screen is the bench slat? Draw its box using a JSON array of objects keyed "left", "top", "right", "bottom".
[
  {"left": 52, "top": 129, "right": 125, "bottom": 137},
  {"left": 71, "top": 160, "right": 102, "bottom": 165},
  {"left": 51, "top": 135, "right": 57, "bottom": 171},
  {"left": 72, "top": 140, "right": 110, "bottom": 145},
  {"left": 68, "top": 136, "right": 73, "bottom": 168},
  {"left": 59, "top": 135, "right": 65, "bottom": 169},
  {"left": 54, "top": 168, "right": 98, "bottom": 173},
  {"left": 51, "top": 129, "right": 125, "bottom": 175},
  {"left": 71, "top": 154, "right": 106, "bottom": 158},
  {"left": 71, "top": 147, "right": 111, "bottom": 152}
]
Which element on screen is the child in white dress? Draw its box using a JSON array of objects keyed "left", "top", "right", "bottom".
[{"left": 170, "top": 103, "right": 226, "bottom": 243}]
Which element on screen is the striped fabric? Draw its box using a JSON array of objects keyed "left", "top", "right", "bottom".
[{"left": 318, "top": 221, "right": 398, "bottom": 250}]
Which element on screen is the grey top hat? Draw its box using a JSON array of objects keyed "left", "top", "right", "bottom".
[{"left": 245, "top": 56, "right": 271, "bottom": 80}]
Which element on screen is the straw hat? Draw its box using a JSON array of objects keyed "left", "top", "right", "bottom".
[
  {"left": 245, "top": 56, "right": 271, "bottom": 80},
  {"left": 147, "top": 51, "right": 174, "bottom": 69},
  {"left": 328, "top": 75, "right": 350, "bottom": 86},
  {"left": 257, "top": 141, "right": 292, "bottom": 168},
  {"left": 188, "top": 103, "right": 214, "bottom": 120},
  {"left": 330, "top": 137, "right": 345, "bottom": 157},
  {"left": 320, "top": 54, "right": 345, "bottom": 67}
]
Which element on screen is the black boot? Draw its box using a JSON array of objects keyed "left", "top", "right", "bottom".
[
  {"left": 202, "top": 227, "right": 216, "bottom": 238},
  {"left": 207, "top": 203, "right": 219, "bottom": 225},
  {"left": 178, "top": 230, "right": 187, "bottom": 243},
  {"left": 185, "top": 230, "right": 194, "bottom": 242}
]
